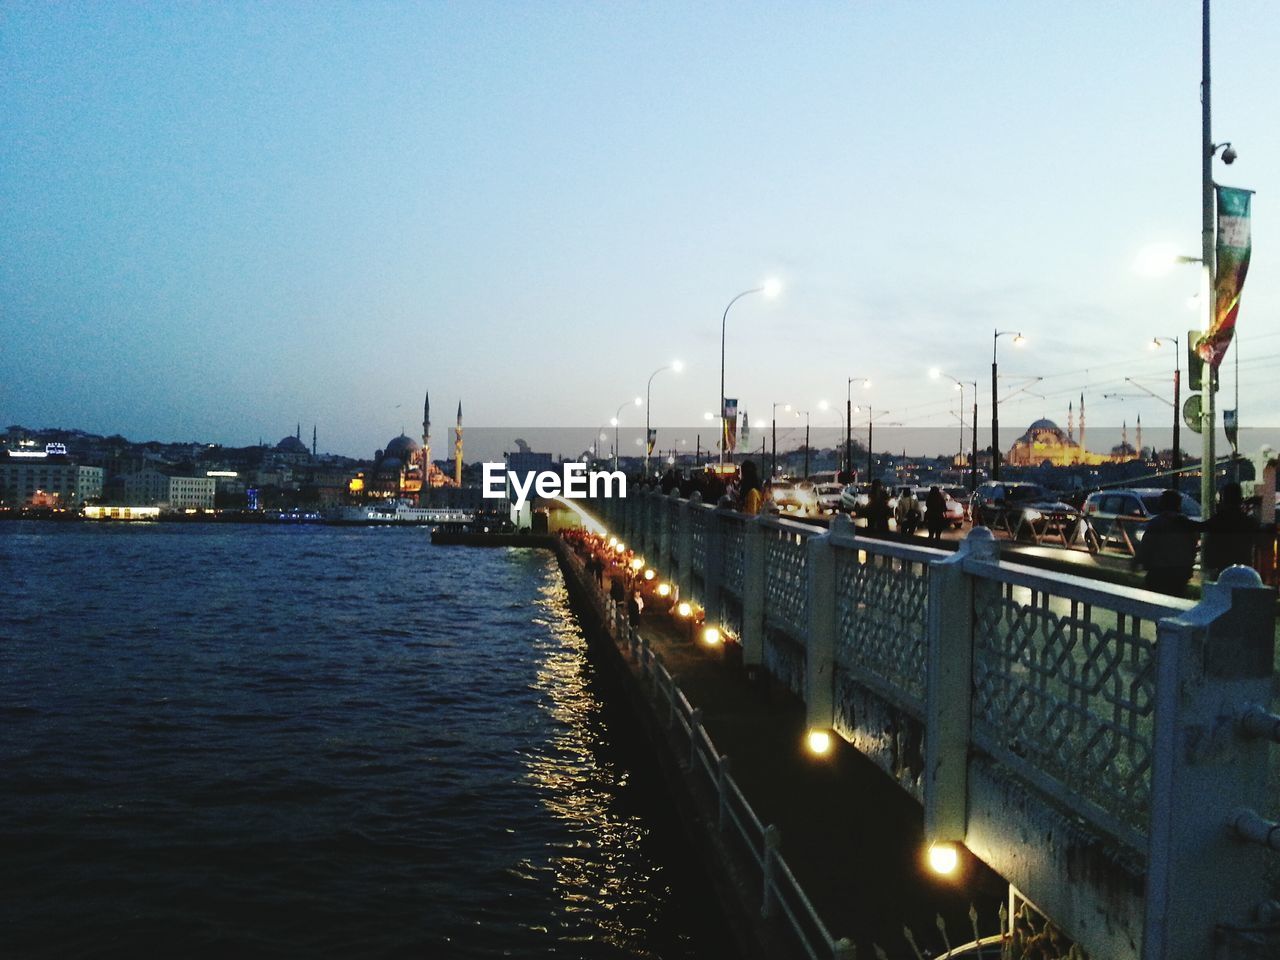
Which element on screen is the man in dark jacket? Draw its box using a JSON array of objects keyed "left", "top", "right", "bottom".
[
  {"left": 1201, "top": 482, "right": 1260, "bottom": 580},
  {"left": 1134, "top": 489, "right": 1200, "bottom": 597}
]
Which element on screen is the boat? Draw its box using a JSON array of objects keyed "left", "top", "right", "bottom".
[{"left": 325, "top": 499, "right": 475, "bottom": 526}]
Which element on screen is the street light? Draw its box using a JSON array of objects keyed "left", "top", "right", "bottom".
[
  {"left": 610, "top": 397, "right": 642, "bottom": 472},
  {"left": 846, "top": 377, "right": 871, "bottom": 478},
  {"left": 930, "top": 369, "right": 979, "bottom": 492},
  {"left": 853, "top": 406, "right": 894, "bottom": 482},
  {"left": 645, "top": 360, "right": 683, "bottom": 478},
  {"left": 794, "top": 409, "right": 812, "bottom": 478},
  {"left": 991, "top": 330, "right": 1026, "bottom": 480},
  {"left": 719, "top": 279, "right": 781, "bottom": 464},
  {"left": 771, "top": 402, "right": 792, "bottom": 479},
  {"left": 1149, "top": 336, "right": 1182, "bottom": 485}
]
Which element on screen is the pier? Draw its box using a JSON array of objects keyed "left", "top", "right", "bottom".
[{"left": 556, "top": 488, "right": 1280, "bottom": 960}]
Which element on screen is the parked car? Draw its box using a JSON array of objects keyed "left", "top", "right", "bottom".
[
  {"left": 1082, "top": 488, "right": 1201, "bottom": 549},
  {"left": 812, "top": 482, "right": 845, "bottom": 514},
  {"left": 839, "top": 483, "right": 869, "bottom": 513}
]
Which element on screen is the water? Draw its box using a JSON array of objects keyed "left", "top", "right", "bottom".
[{"left": 1, "top": 523, "right": 726, "bottom": 958}]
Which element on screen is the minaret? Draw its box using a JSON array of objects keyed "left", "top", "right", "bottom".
[
  {"left": 419, "top": 391, "right": 431, "bottom": 505},
  {"left": 1122, "top": 419, "right": 1129, "bottom": 452},
  {"left": 1136, "top": 414, "right": 1143, "bottom": 459},
  {"left": 1067, "top": 401, "right": 1075, "bottom": 443},
  {"left": 1079, "top": 393, "right": 1086, "bottom": 454},
  {"left": 312, "top": 425, "right": 317, "bottom": 457},
  {"left": 454, "top": 401, "right": 463, "bottom": 486}
]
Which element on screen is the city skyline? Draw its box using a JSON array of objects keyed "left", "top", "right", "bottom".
[{"left": 3, "top": 3, "right": 1278, "bottom": 459}]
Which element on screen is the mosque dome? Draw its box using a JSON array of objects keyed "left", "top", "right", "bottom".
[
  {"left": 276, "top": 435, "right": 308, "bottom": 454},
  {"left": 1028, "top": 418, "right": 1059, "bottom": 431},
  {"left": 383, "top": 434, "right": 420, "bottom": 461}
]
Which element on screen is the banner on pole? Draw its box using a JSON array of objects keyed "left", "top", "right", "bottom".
[
  {"left": 1224, "top": 408, "right": 1238, "bottom": 453},
  {"left": 1199, "top": 185, "right": 1253, "bottom": 370},
  {"left": 722, "top": 399, "right": 738, "bottom": 454},
  {"left": 646, "top": 428, "right": 656, "bottom": 456}
]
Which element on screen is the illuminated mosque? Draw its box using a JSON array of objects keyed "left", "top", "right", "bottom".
[
  {"left": 1005, "top": 395, "right": 1141, "bottom": 467},
  {"left": 357, "top": 392, "right": 464, "bottom": 501}
]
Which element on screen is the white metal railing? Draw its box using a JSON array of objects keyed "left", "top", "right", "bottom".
[{"left": 590, "top": 488, "right": 1278, "bottom": 960}]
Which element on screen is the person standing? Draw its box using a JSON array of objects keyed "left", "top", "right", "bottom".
[
  {"left": 739, "top": 460, "right": 763, "bottom": 515},
  {"left": 1201, "top": 482, "right": 1260, "bottom": 580},
  {"left": 894, "top": 488, "right": 920, "bottom": 535},
  {"left": 925, "top": 486, "right": 947, "bottom": 541},
  {"left": 1134, "top": 489, "right": 1200, "bottom": 597},
  {"left": 862, "top": 479, "right": 891, "bottom": 536}
]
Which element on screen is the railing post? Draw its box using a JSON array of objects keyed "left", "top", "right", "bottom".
[
  {"left": 804, "top": 521, "right": 839, "bottom": 734},
  {"left": 1142, "top": 567, "right": 1276, "bottom": 960},
  {"left": 741, "top": 514, "right": 768, "bottom": 668},
  {"left": 761, "top": 824, "right": 781, "bottom": 918},
  {"left": 677, "top": 493, "right": 697, "bottom": 597},
  {"left": 924, "top": 526, "right": 998, "bottom": 844}
]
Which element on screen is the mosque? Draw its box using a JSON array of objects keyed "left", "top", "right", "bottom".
[
  {"left": 1005, "top": 395, "right": 1142, "bottom": 468},
  {"left": 357, "top": 392, "right": 465, "bottom": 502}
]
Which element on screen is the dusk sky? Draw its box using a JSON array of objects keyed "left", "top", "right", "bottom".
[{"left": 3, "top": 2, "right": 1278, "bottom": 460}]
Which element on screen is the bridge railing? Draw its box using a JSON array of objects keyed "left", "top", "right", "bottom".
[{"left": 590, "top": 487, "right": 1277, "bottom": 960}]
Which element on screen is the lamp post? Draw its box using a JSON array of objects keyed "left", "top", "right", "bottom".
[
  {"left": 771, "top": 402, "right": 792, "bottom": 479},
  {"left": 645, "top": 360, "right": 683, "bottom": 478},
  {"left": 610, "top": 397, "right": 642, "bottom": 473},
  {"left": 991, "top": 330, "right": 1026, "bottom": 480},
  {"left": 932, "top": 369, "right": 979, "bottom": 492},
  {"left": 1150, "top": 336, "right": 1182, "bottom": 485},
  {"left": 846, "top": 377, "right": 871, "bottom": 478},
  {"left": 719, "top": 279, "right": 781, "bottom": 464},
  {"left": 854, "top": 406, "right": 893, "bottom": 482}
]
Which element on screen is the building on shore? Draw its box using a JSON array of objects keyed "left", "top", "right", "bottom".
[
  {"left": 0, "top": 443, "right": 104, "bottom": 507},
  {"left": 352, "top": 391, "right": 463, "bottom": 501}
]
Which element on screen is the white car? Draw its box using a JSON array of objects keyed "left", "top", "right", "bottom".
[{"left": 812, "top": 482, "right": 844, "bottom": 514}]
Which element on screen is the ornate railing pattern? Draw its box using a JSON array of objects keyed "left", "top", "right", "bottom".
[
  {"left": 689, "top": 506, "right": 708, "bottom": 580},
  {"left": 834, "top": 544, "right": 936, "bottom": 713},
  {"left": 969, "top": 570, "right": 1165, "bottom": 846},
  {"left": 764, "top": 523, "right": 813, "bottom": 640}
]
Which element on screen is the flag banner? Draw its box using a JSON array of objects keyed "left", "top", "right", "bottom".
[
  {"left": 646, "top": 428, "right": 657, "bottom": 455},
  {"left": 723, "top": 399, "right": 738, "bottom": 454},
  {"left": 1199, "top": 185, "right": 1253, "bottom": 370},
  {"left": 1224, "top": 408, "right": 1239, "bottom": 452}
]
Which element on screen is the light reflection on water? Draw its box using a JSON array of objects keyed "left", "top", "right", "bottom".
[{"left": 0, "top": 523, "right": 726, "bottom": 959}]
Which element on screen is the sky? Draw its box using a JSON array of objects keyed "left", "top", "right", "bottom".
[{"left": 3, "top": 1, "right": 1278, "bottom": 460}]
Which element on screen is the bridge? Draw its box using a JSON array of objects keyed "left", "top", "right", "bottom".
[{"left": 587, "top": 487, "right": 1280, "bottom": 960}]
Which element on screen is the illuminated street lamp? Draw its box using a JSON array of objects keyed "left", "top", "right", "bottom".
[
  {"left": 645, "top": 360, "right": 683, "bottom": 478},
  {"left": 1149, "top": 336, "right": 1182, "bottom": 483},
  {"left": 719, "top": 278, "right": 781, "bottom": 464},
  {"left": 610, "top": 397, "right": 642, "bottom": 472},
  {"left": 991, "top": 330, "right": 1026, "bottom": 480},
  {"left": 930, "top": 368, "right": 979, "bottom": 492},
  {"left": 854, "top": 406, "right": 896, "bottom": 482}
]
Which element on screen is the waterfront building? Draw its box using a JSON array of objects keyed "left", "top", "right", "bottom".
[
  {"left": 0, "top": 447, "right": 105, "bottom": 507},
  {"left": 1004, "top": 396, "right": 1137, "bottom": 468}
]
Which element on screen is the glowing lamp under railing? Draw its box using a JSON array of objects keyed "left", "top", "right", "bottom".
[
  {"left": 615, "top": 542, "right": 626, "bottom": 554},
  {"left": 629, "top": 557, "right": 644, "bottom": 571},
  {"left": 643, "top": 569, "right": 656, "bottom": 581},
  {"left": 805, "top": 729, "right": 832, "bottom": 756},
  {"left": 608, "top": 535, "right": 618, "bottom": 547},
  {"left": 676, "top": 601, "right": 693, "bottom": 618},
  {"left": 702, "top": 626, "right": 722, "bottom": 645},
  {"left": 927, "top": 842, "right": 959, "bottom": 875},
  {"left": 657, "top": 583, "right": 672, "bottom": 598}
]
